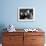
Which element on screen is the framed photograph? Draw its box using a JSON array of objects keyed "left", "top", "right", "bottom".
[{"left": 18, "top": 7, "right": 35, "bottom": 21}]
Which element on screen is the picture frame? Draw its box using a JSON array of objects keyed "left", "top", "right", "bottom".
[{"left": 18, "top": 7, "right": 35, "bottom": 21}]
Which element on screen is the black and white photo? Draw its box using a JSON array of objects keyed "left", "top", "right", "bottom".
[{"left": 18, "top": 7, "right": 35, "bottom": 21}]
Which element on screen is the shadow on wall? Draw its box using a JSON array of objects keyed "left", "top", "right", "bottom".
[{"left": 0, "top": 24, "right": 7, "bottom": 43}]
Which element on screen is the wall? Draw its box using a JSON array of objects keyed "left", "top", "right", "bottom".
[{"left": 0, "top": 0, "right": 46, "bottom": 30}]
